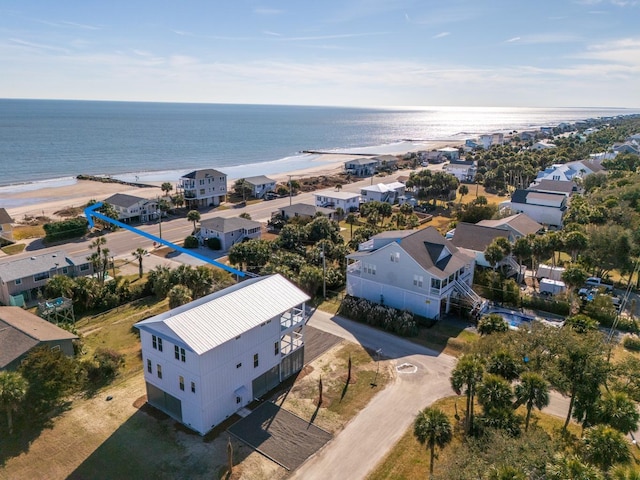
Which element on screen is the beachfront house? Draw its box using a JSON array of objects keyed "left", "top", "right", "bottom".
[
  {"left": 0, "top": 251, "right": 94, "bottom": 306},
  {"left": 0, "top": 208, "right": 14, "bottom": 242},
  {"left": 314, "top": 190, "right": 361, "bottom": 212},
  {"left": 198, "top": 217, "right": 262, "bottom": 251},
  {"left": 178, "top": 169, "right": 228, "bottom": 208},
  {"left": 499, "top": 189, "right": 568, "bottom": 229},
  {"left": 135, "top": 274, "right": 310, "bottom": 435},
  {"left": 278, "top": 203, "right": 336, "bottom": 221},
  {"left": 444, "top": 159, "right": 477, "bottom": 182},
  {"left": 0, "top": 307, "right": 78, "bottom": 371},
  {"left": 360, "top": 182, "right": 405, "bottom": 204},
  {"left": 344, "top": 158, "right": 379, "bottom": 177},
  {"left": 437, "top": 147, "right": 460, "bottom": 161},
  {"left": 103, "top": 193, "right": 158, "bottom": 223},
  {"left": 346, "top": 227, "right": 479, "bottom": 319},
  {"left": 244, "top": 176, "right": 276, "bottom": 199}
]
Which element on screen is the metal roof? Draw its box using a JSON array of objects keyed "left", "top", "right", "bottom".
[
  {"left": 103, "top": 193, "right": 148, "bottom": 208},
  {"left": 135, "top": 274, "right": 310, "bottom": 355},
  {"left": 0, "top": 250, "right": 74, "bottom": 282},
  {"left": 200, "top": 216, "right": 262, "bottom": 233},
  {"left": 244, "top": 175, "right": 276, "bottom": 186},
  {"left": 313, "top": 190, "right": 360, "bottom": 200}
]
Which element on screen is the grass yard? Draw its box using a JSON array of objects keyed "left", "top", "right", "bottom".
[
  {"left": 367, "top": 396, "right": 587, "bottom": 480},
  {"left": 413, "top": 321, "right": 477, "bottom": 356},
  {"left": 0, "top": 243, "right": 25, "bottom": 255},
  {"left": 12, "top": 224, "right": 45, "bottom": 240}
]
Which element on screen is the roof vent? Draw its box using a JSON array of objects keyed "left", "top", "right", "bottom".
[{"left": 31, "top": 257, "right": 36, "bottom": 260}]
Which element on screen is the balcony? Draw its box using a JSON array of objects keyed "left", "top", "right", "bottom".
[
  {"left": 280, "top": 307, "right": 305, "bottom": 331},
  {"left": 183, "top": 190, "right": 197, "bottom": 199},
  {"left": 347, "top": 261, "right": 361, "bottom": 276}
]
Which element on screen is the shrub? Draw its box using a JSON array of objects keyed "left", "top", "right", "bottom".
[
  {"left": 623, "top": 336, "right": 640, "bottom": 352},
  {"left": 338, "top": 295, "right": 418, "bottom": 336},
  {"left": 43, "top": 217, "right": 88, "bottom": 242},
  {"left": 183, "top": 235, "right": 199, "bottom": 248},
  {"left": 207, "top": 237, "right": 221, "bottom": 250},
  {"left": 521, "top": 295, "right": 570, "bottom": 316},
  {"left": 85, "top": 348, "right": 125, "bottom": 385}
]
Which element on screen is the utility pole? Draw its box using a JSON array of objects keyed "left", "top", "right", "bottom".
[
  {"left": 288, "top": 175, "right": 293, "bottom": 206},
  {"left": 322, "top": 242, "right": 327, "bottom": 299}
]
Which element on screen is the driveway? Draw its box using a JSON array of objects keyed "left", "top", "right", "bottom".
[{"left": 290, "top": 309, "right": 456, "bottom": 480}]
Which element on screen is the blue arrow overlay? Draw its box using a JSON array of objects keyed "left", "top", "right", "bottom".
[{"left": 85, "top": 202, "right": 245, "bottom": 277}]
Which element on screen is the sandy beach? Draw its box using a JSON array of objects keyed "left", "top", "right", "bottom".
[{"left": 3, "top": 142, "right": 456, "bottom": 222}]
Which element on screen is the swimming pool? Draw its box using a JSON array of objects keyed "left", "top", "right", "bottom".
[{"left": 487, "top": 309, "right": 536, "bottom": 329}]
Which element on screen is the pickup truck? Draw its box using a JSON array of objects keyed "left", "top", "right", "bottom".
[{"left": 584, "top": 277, "right": 614, "bottom": 291}]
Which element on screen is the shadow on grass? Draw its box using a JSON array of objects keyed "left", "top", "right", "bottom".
[{"left": 0, "top": 401, "right": 72, "bottom": 467}]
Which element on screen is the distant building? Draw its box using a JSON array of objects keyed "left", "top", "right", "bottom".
[
  {"left": 444, "top": 159, "right": 477, "bottom": 182},
  {"left": 500, "top": 189, "right": 567, "bottom": 228},
  {"left": 436, "top": 147, "right": 460, "bottom": 161},
  {"left": 476, "top": 213, "right": 543, "bottom": 239},
  {"left": 178, "top": 169, "right": 228, "bottom": 208},
  {"left": 198, "top": 217, "right": 262, "bottom": 251},
  {"left": 360, "top": 182, "right": 406, "bottom": 204},
  {"left": 313, "top": 190, "right": 360, "bottom": 212},
  {"left": 0, "top": 251, "right": 94, "bottom": 306},
  {"left": 530, "top": 141, "right": 557, "bottom": 151},
  {"left": 103, "top": 193, "right": 158, "bottom": 223},
  {"left": 243, "top": 176, "right": 277, "bottom": 199},
  {"left": 135, "top": 274, "right": 310, "bottom": 435},
  {"left": 0, "top": 307, "right": 78, "bottom": 370},
  {"left": 278, "top": 203, "right": 336, "bottom": 221},
  {"left": 344, "top": 158, "right": 379, "bottom": 177}
]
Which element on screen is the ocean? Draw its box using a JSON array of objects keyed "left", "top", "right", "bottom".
[{"left": 1, "top": 99, "right": 638, "bottom": 194}]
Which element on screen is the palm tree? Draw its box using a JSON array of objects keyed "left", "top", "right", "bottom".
[
  {"left": 546, "top": 453, "right": 604, "bottom": 480},
  {"left": 0, "top": 371, "right": 29, "bottom": 434},
  {"left": 187, "top": 210, "right": 201, "bottom": 234},
  {"left": 161, "top": 182, "right": 173, "bottom": 196},
  {"left": 458, "top": 184, "right": 469, "bottom": 204},
  {"left": 583, "top": 424, "right": 630, "bottom": 472},
  {"left": 345, "top": 213, "right": 358, "bottom": 238},
  {"left": 514, "top": 372, "right": 550, "bottom": 431},
  {"left": 596, "top": 390, "right": 640, "bottom": 435},
  {"left": 168, "top": 285, "right": 193, "bottom": 309},
  {"left": 413, "top": 407, "right": 452, "bottom": 478},
  {"left": 131, "top": 247, "right": 148, "bottom": 279},
  {"left": 450, "top": 354, "right": 485, "bottom": 434}
]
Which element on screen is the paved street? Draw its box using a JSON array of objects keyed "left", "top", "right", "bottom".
[{"left": 290, "top": 309, "right": 456, "bottom": 480}]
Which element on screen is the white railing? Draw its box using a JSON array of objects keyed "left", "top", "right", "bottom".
[{"left": 280, "top": 307, "right": 305, "bottom": 330}]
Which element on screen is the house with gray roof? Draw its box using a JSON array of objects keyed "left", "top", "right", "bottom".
[
  {"left": 241, "top": 176, "right": 276, "bottom": 199},
  {"left": 0, "top": 307, "right": 78, "bottom": 370},
  {"left": 528, "top": 179, "right": 576, "bottom": 197},
  {"left": 103, "top": 193, "right": 158, "bottom": 223},
  {"left": 135, "top": 274, "right": 310, "bottom": 435},
  {"left": 0, "top": 251, "right": 95, "bottom": 306},
  {"left": 198, "top": 216, "right": 262, "bottom": 251},
  {"left": 178, "top": 169, "right": 228, "bottom": 208},
  {"left": 360, "top": 182, "right": 406, "bottom": 204},
  {"left": 499, "top": 189, "right": 567, "bottom": 228},
  {"left": 444, "top": 159, "right": 477, "bottom": 182},
  {"left": 450, "top": 223, "right": 509, "bottom": 268},
  {"left": 346, "top": 227, "right": 478, "bottom": 319},
  {"left": 477, "top": 213, "right": 543, "bottom": 239},
  {"left": 344, "top": 157, "right": 379, "bottom": 176}
]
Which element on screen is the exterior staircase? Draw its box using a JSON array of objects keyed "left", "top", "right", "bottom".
[{"left": 454, "top": 279, "right": 486, "bottom": 312}]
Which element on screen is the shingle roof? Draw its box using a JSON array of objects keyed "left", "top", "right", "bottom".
[
  {"left": 0, "top": 307, "right": 78, "bottom": 368},
  {"left": 510, "top": 189, "right": 529, "bottom": 204},
  {"left": 0, "top": 208, "right": 13, "bottom": 224},
  {"left": 477, "top": 213, "right": 543, "bottom": 237},
  {"left": 530, "top": 179, "right": 574, "bottom": 194},
  {"left": 104, "top": 193, "right": 147, "bottom": 208},
  {"left": 200, "top": 216, "right": 262, "bottom": 234},
  {"left": 181, "top": 169, "right": 226, "bottom": 180},
  {"left": 0, "top": 251, "right": 73, "bottom": 282},
  {"left": 135, "top": 274, "right": 310, "bottom": 355},
  {"left": 345, "top": 158, "right": 378, "bottom": 166},
  {"left": 244, "top": 175, "right": 276, "bottom": 186},
  {"left": 399, "top": 227, "right": 471, "bottom": 277},
  {"left": 280, "top": 203, "right": 335, "bottom": 217},
  {"left": 450, "top": 223, "right": 509, "bottom": 252}
]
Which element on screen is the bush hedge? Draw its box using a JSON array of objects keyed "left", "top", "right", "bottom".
[
  {"left": 623, "top": 336, "right": 640, "bottom": 352},
  {"left": 43, "top": 217, "right": 88, "bottom": 242},
  {"left": 207, "top": 237, "right": 221, "bottom": 250},
  {"left": 183, "top": 235, "right": 199, "bottom": 249},
  {"left": 338, "top": 295, "right": 418, "bottom": 337},
  {"left": 521, "top": 295, "right": 570, "bottom": 316}
]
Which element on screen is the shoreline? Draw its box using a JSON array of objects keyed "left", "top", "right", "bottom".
[{"left": 3, "top": 140, "right": 458, "bottom": 222}]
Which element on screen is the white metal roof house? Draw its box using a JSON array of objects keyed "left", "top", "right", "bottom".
[
  {"left": 360, "top": 182, "right": 405, "bottom": 204},
  {"left": 103, "top": 193, "right": 158, "bottom": 223},
  {"left": 278, "top": 203, "right": 336, "bottom": 221},
  {"left": 198, "top": 216, "right": 262, "bottom": 251},
  {"left": 437, "top": 147, "right": 460, "bottom": 161},
  {"left": 0, "top": 250, "right": 94, "bottom": 306},
  {"left": 244, "top": 176, "right": 277, "bottom": 199},
  {"left": 178, "top": 169, "right": 228, "bottom": 208},
  {"left": 346, "top": 227, "right": 478, "bottom": 319},
  {"left": 135, "top": 274, "right": 310, "bottom": 435},
  {"left": 499, "top": 189, "right": 567, "bottom": 228},
  {"left": 314, "top": 190, "right": 361, "bottom": 212}
]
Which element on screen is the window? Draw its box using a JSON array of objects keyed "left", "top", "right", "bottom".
[
  {"left": 274, "top": 342, "right": 279, "bottom": 355},
  {"left": 175, "top": 345, "right": 180, "bottom": 360},
  {"left": 191, "top": 381, "right": 196, "bottom": 393},
  {"left": 413, "top": 275, "right": 423, "bottom": 287},
  {"left": 62, "top": 267, "right": 68, "bottom": 274},
  {"left": 236, "top": 362, "right": 242, "bottom": 368},
  {"left": 147, "top": 359, "right": 152, "bottom": 373},
  {"left": 179, "top": 376, "right": 184, "bottom": 391},
  {"left": 254, "top": 353, "right": 259, "bottom": 368},
  {"left": 152, "top": 335, "right": 157, "bottom": 349},
  {"left": 180, "top": 348, "right": 186, "bottom": 362},
  {"left": 158, "top": 338, "right": 163, "bottom": 352},
  {"left": 14, "top": 278, "right": 22, "bottom": 285},
  {"left": 80, "top": 263, "right": 90, "bottom": 271},
  {"left": 157, "top": 364, "right": 162, "bottom": 379},
  {"left": 390, "top": 252, "right": 400, "bottom": 263},
  {"left": 34, "top": 271, "right": 50, "bottom": 282},
  {"left": 236, "top": 396, "right": 242, "bottom": 404}
]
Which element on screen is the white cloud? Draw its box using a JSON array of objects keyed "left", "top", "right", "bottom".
[
  {"left": 506, "top": 37, "right": 521, "bottom": 43},
  {"left": 433, "top": 32, "right": 450, "bottom": 39}
]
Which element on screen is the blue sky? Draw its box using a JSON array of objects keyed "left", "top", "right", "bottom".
[{"left": 1, "top": 0, "right": 639, "bottom": 107}]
